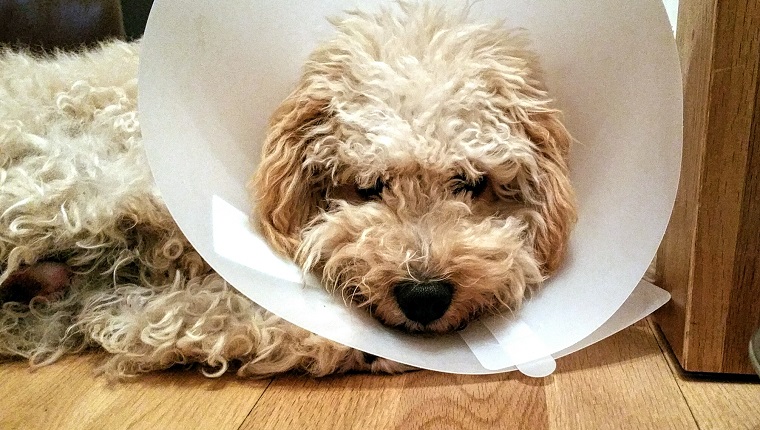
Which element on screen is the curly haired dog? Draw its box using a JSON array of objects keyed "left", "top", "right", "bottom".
[
  {"left": 0, "top": 41, "right": 394, "bottom": 378},
  {"left": 0, "top": 3, "right": 573, "bottom": 378},
  {"left": 252, "top": 3, "right": 576, "bottom": 334}
]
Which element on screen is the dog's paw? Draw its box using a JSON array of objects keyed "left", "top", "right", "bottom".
[
  {"left": 0, "top": 262, "right": 72, "bottom": 303},
  {"left": 360, "top": 352, "right": 417, "bottom": 374}
]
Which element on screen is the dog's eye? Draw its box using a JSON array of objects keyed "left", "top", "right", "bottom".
[
  {"left": 499, "top": 178, "right": 523, "bottom": 200},
  {"left": 452, "top": 174, "right": 488, "bottom": 198},
  {"left": 356, "top": 178, "right": 385, "bottom": 201}
]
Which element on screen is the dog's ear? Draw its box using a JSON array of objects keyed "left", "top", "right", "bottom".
[
  {"left": 480, "top": 41, "right": 576, "bottom": 273},
  {"left": 251, "top": 87, "right": 330, "bottom": 258},
  {"left": 522, "top": 112, "right": 577, "bottom": 274}
]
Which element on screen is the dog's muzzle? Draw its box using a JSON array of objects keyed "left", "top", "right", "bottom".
[{"left": 393, "top": 280, "right": 454, "bottom": 325}]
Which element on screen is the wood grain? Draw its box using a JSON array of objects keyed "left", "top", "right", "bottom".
[
  {"left": 392, "top": 372, "right": 547, "bottom": 430},
  {"left": 544, "top": 321, "right": 697, "bottom": 430},
  {"left": 675, "top": 376, "right": 760, "bottom": 430},
  {"left": 725, "top": 43, "right": 760, "bottom": 372},
  {"left": 242, "top": 321, "right": 696, "bottom": 430},
  {"left": 653, "top": 321, "right": 760, "bottom": 430},
  {"left": 243, "top": 371, "right": 547, "bottom": 430},
  {"left": 656, "top": 0, "right": 760, "bottom": 374},
  {"left": 0, "top": 355, "right": 270, "bottom": 430},
  {"left": 2, "top": 320, "right": 756, "bottom": 430},
  {"left": 690, "top": 0, "right": 760, "bottom": 373},
  {"left": 240, "top": 371, "right": 411, "bottom": 429},
  {"left": 655, "top": 0, "right": 716, "bottom": 369}
]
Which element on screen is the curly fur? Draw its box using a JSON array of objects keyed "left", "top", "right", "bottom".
[
  {"left": 0, "top": 41, "right": 404, "bottom": 378},
  {"left": 1, "top": 3, "right": 576, "bottom": 378},
  {"left": 252, "top": 3, "right": 576, "bottom": 333}
]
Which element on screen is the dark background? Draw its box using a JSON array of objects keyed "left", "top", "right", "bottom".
[
  {"left": 121, "top": 0, "right": 153, "bottom": 40},
  {"left": 0, "top": 0, "right": 155, "bottom": 51}
]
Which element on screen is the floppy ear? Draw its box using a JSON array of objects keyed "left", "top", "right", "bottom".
[
  {"left": 475, "top": 33, "right": 575, "bottom": 273},
  {"left": 250, "top": 87, "right": 330, "bottom": 258},
  {"left": 522, "top": 112, "right": 577, "bottom": 274}
]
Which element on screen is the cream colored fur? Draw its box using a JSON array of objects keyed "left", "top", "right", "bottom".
[{"left": 0, "top": 41, "right": 401, "bottom": 378}]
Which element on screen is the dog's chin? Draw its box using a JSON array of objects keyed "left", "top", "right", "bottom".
[
  {"left": 366, "top": 302, "right": 485, "bottom": 334},
  {"left": 375, "top": 315, "right": 475, "bottom": 335},
  {"left": 393, "top": 318, "right": 474, "bottom": 335}
]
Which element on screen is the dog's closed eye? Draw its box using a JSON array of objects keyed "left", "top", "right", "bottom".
[
  {"left": 495, "top": 176, "right": 525, "bottom": 202},
  {"left": 356, "top": 178, "right": 385, "bottom": 201},
  {"left": 452, "top": 174, "right": 488, "bottom": 198}
]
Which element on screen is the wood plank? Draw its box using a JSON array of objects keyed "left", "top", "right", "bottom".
[
  {"left": 0, "top": 319, "right": 717, "bottom": 430},
  {"left": 653, "top": 321, "right": 760, "bottom": 430},
  {"left": 544, "top": 321, "right": 698, "bottom": 430},
  {"left": 392, "top": 371, "right": 547, "bottom": 429},
  {"left": 656, "top": 0, "right": 760, "bottom": 374},
  {"left": 655, "top": 0, "right": 717, "bottom": 368},
  {"left": 724, "top": 35, "right": 760, "bottom": 372},
  {"left": 0, "top": 355, "right": 270, "bottom": 430},
  {"left": 675, "top": 376, "right": 760, "bottom": 430},
  {"left": 689, "top": 0, "right": 760, "bottom": 373},
  {"left": 243, "top": 321, "right": 697, "bottom": 430},
  {"left": 243, "top": 370, "right": 547, "bottom": 430},
  {"left": 240, "top": 372, "right": 410, "bottom": 430}
]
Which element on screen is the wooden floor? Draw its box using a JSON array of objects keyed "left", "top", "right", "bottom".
[{"left": 1, "top": 319, "right": 758, "bottom": 430}]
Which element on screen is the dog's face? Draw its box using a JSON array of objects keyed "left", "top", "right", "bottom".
[{"left": 251, "top": 5, "right": 576, "bottom": 333}]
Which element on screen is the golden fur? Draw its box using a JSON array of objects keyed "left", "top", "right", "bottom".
[{"left": 253, "top": 3, "right": 576, "bottom": 333}]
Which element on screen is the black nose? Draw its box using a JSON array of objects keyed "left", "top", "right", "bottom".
[{"left": 393, "top": 280, "right": 454, "bottom": 325}]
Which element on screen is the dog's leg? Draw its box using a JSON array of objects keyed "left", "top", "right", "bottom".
[
  {"left": 77, "top": 272, "right": 414, "bottom": 378},
  {"left": 358, "top": 352, "right": 417, "bottom": 374},
  {"left": 0, "top": 262, "right": 72, "bottom": 303}
]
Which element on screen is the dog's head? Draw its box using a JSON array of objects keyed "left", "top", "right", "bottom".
[{"left": 251, "top": 4, "right": 576, "bottom": 333}]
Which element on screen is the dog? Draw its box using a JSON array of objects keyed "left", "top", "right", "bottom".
[
  {"left": 0, "top": 39, "right": 405, "bottom": 378},
  {"left": 252, "top": 3, "right": 576, "bottom": 334},
  {"left": 0, "top": 2, "right": 574, "bottom": 379}
]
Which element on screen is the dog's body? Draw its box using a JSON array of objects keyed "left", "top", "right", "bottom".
[
  {"left": 1, "top": 4, "right": 573, "bottom": 378},
  {"left": 253, "top": 4, "right": 575, "bottom": 333},
  {"left": 0, "top": 41, "right": 400, "bottom": 377}
]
